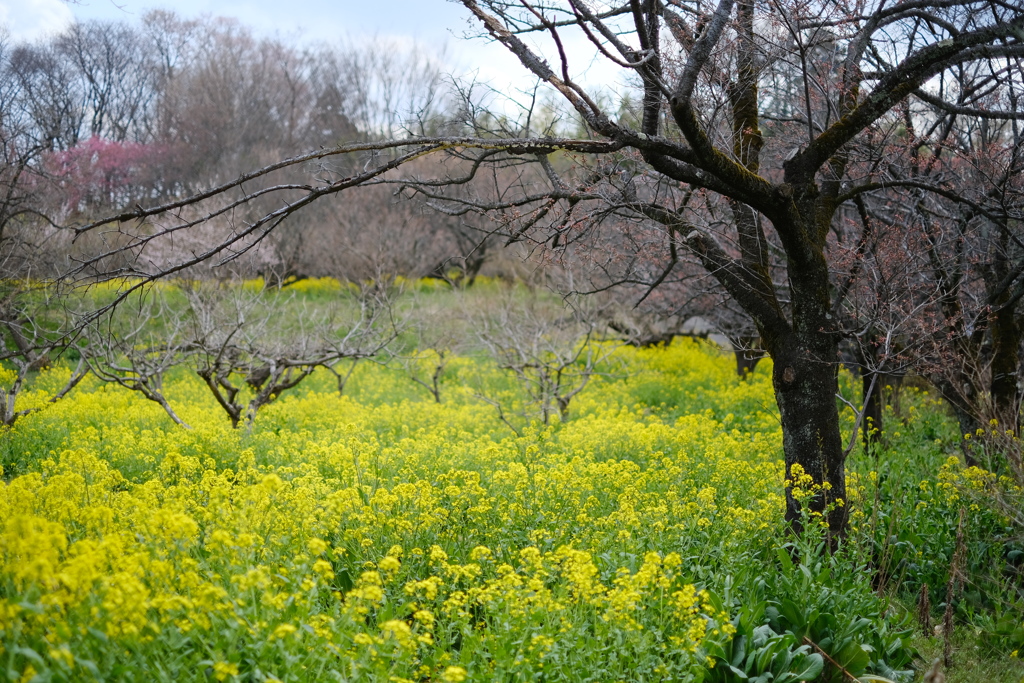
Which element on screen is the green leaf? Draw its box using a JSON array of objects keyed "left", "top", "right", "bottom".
[
  {"left": 704, "top": 641, "right": 728, "bottom": 661},
  {"left": 731, "top": 635, "right": 748, "bottom": 668},
  {"left": 771, "top": 648, "right": 793, "bottom": 675},
  {"left": 849, "top": 617, "right": 873, "bottom": 634},
  {"left": 755, "top": 639, "right": 778, "bottom": 672},
  {"left": 12, "top": 647, "right": 44, "bottom": 666},
  {"left": 792, "top": 653, "right": 824, "bottom": 681},
  {"left": 77, "top": 659, "right": 101, "bottom": 677},
  {"left": 87, "top": 627, "right": 109, "bottom": 643},
  {"left": 776, "top": 546, "right": 795, "bottom": 573},
  {"left": 835, "top": 641, "right": 871, "bottom": 675},
  {"left": 778, "top": 598, "right": 805, "bottom": 635},
  {"left": 727, "top": 664, "right": 749, "bottom": 679},
  {"left": 334, "top": 567, "right": 354, "bottom": 592}
]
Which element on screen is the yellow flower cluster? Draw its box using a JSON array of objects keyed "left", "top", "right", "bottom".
[{"left": 0, "top": 339, "right": 792, "bottom": 681}]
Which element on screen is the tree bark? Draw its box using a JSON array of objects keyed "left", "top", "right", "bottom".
[
  {"left": 760, "top": 195, "right": 848, "bottom": 539},
  {"left": 767, "top": 331, "right": 848, "bottom": 539},
  {"left": 934, "top": 376, "right": 981, "bottom": 467},
  {"left": 989, "top": 301, "right": 1021, "bottom": 436}
]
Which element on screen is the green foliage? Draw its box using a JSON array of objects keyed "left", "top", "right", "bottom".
[
  {"left": 0, "top": 282, "right": 1020, "bottom": 681},
  {"left": 765, "top": 541, "right": 916, "bottom": 682},
  {"left": 699, "top": 586, "right": 825, "bottom": 683}
]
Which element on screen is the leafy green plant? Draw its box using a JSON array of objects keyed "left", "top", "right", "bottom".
[
  {"left": 764, "top": 541, "right": 917, "bottom": 682},
  {"left": 967, "top": 597, "right": 1024, "bottom": 656},
  {"left": 699, "top": 593, "right": 824, "bottom": 683}
]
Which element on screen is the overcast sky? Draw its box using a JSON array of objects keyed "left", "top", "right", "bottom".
[
  {"left": 2, "top": 0, "right": 470, "bottom": 44},
  {"left": 0, "top": 0, "right": 627, "bottom": 98}
]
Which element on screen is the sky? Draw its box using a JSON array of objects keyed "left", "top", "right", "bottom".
[
  {"left": 1, "top": 0, "right": 470, "bottom": 44},
  {"left": 0, "top": 0, "right": 628, "bottom": 99}
]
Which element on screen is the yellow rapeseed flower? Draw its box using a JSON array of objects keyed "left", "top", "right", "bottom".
[{"left": 441, "top": 666, "right": 468, "bottom": 682}]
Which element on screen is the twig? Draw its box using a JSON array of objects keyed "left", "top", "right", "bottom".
[{"left": 801, "top": 636, "right": 860, "bottom": 683}]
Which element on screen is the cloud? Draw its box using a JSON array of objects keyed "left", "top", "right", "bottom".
[{"left": 0, "top": 0, "right": 74, "bottom": 43}]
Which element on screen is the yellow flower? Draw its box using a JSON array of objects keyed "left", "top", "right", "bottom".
[
  {"left": 271, "top": 623, "right": 298, "bottom": 640},
  {"left": 379, "top": 555, "right": 401, "bottom": 575},
  {"left": 381, "top": 619, "right": 416, "bottom": 650},
  {"left": 312, "top": 559, "right": 335, "bottom": 578},
  {"left": 48, "top": 647, "right": 75, "bottom": 668},
  {"left": 212, "top": 661, "right": 239, "bottom": 681},
  {"left": 442, "top": 666, "right": 468, "bottom": 682}
]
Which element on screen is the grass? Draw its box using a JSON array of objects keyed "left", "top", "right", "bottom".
[{"left": 910, "top": 632, "right": 1024, "bottom": 682}]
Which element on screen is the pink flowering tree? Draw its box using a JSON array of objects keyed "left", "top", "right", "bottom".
[{"left": 46, "top": 136, "right": 180, "bottom": 213}]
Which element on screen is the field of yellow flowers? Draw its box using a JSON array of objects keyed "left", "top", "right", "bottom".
[{"left": 0, "top": 299, "right": 1016, "bottom": 682}]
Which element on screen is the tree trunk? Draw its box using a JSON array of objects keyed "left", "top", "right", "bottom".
[
  {"left": 768, "top": 333, "right": 849, "bottom": 541},
  {"left": 759, "top": 201, "right": 848, "bottom": 541},
  {"left": 934, "top": 376, "right": 981, "bottom": 467},
  {"left": 990, "top": 303, "right": 1021, "bottom": 436}
]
